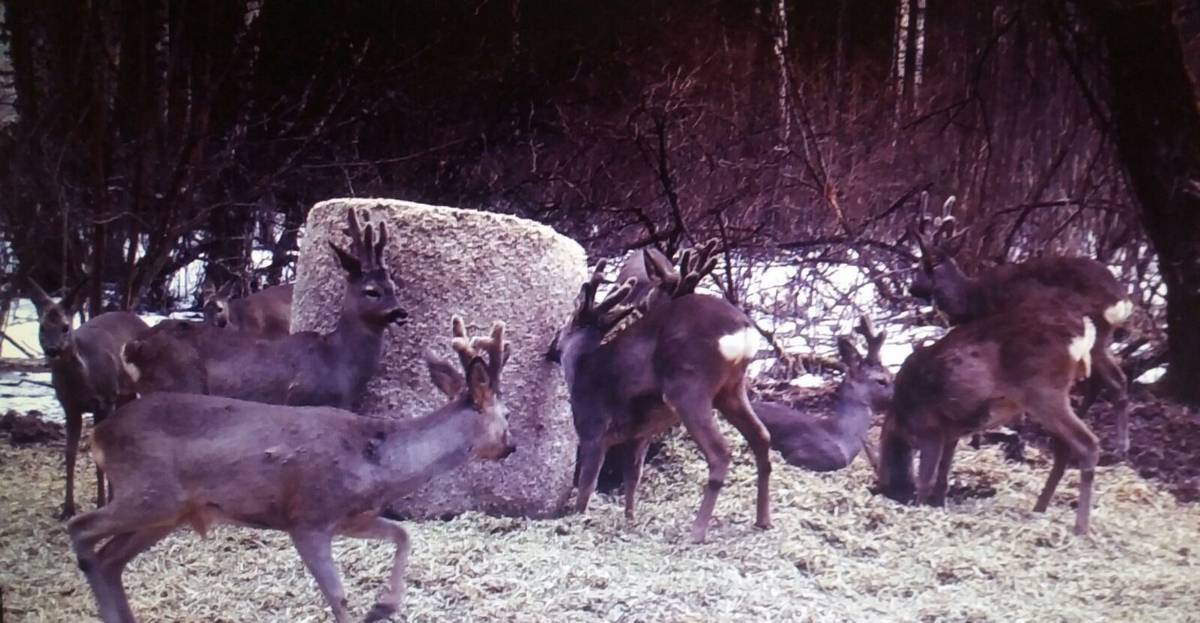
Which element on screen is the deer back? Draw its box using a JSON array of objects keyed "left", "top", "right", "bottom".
[{"left": 205, "top": 283, "right": 294, "bottom": 338}]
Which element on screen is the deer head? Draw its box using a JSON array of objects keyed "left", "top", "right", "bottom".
[
  {"left": 328, "top": 208, "right": 408, "bottom": 330},
  {"left": 26, "top": 277, "right": 89, "bottom": 358},
  {"left": 201, "top": 281, "right": 240, "bottom": 328},
  {"left": 908, "top": 204, "right": 975, "bottom": 320},
  {"left": 544, "top": 260, "right": 638, "bottom": 370},
  {"left": 836, "top": 315, "right": 893, "bottom": 412},
  {"left": 425, "top": 317, "right": 515, "bottom": 460}
]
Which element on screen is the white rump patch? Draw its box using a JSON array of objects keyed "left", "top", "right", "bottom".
[
  {"left": 120, "top": 343, "right": 141, "bottom": 384},
  {"left": 1069, "top": 317, "right": 1097, "bottom": 378},
  {"left": 1103, "top": 299, "right": 1134, "bottom": 325},
  {"left": 718, "top": 327, "right": 759, "bottom": 362}
]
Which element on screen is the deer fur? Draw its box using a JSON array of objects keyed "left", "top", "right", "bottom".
[
  {"left": 67, "top": 318, "right": 513, "bottom": 623},
  {"left": 548, "top": 243, "right": 771, "bottom": 543},
  {"left": 201, "top": 281, "right": 294, "bottom": 338},
  {"left": 753, "top": 317, "right": 893, "bottom": 472},
  {"left": 910, "top": 220, "right": 1134, "bottom": 455},
  {"left": 121, "top": 209, "right": 406, "bottom": 412},
  {"left": 878, "top": 305, "right": 1101, "bottom": 535},
  {"left": 26, "top": 278, "right": 148, "bottom": 518}
]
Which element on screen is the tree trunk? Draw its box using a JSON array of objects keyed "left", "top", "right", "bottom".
[{"left": 1092, "top": 0, "right": 1200, "bottom": 403}]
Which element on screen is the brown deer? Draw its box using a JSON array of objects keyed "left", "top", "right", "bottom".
[
  {"left": 877, "top": 302, "right": 1101, "bottom": 535},
  {"left": 201, "top": 281, "right": 294, "bottom": 338},
  {"left": 909, "top": 216, "right": 1134, "bottom": 455},
  {"left": 67, "top": 318, "right": 513, "bottom": 623},
  {"left": 26, "top": 278, "right": 149, "bottom": 518},
  {"left": 121, "top": 209, "right": 407, "bottom": 412},
  {"left": 752, "top": 317, "right": 893, "bottom": 472},
  {"left": 547, "top": 246, "right": 771, "bottom": 543}
]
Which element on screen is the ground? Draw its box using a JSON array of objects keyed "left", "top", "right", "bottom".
[{"left": 1, "top": 394, "right": 1197, "bottom": 623}]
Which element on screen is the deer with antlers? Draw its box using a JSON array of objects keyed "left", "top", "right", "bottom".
[
  {"left": 878, "top": 302, "right": 1101, "bottom": 534},
  {"left": 68, "top": 318, "right": 513, "bottom": 623},
  {"left": 121, "top": 209, "right": 407, "bottom": 411},
  {"left": 753, "top": 317, "right": 893, "bottom": 472},
  {"left": 201, "top": 281, "right": 294, "bottom": 338},
  {"left": 548, "top": 241, "right": 771, "bottom": 543},
  {"left": 25, "top": 278, "right": 148, "bottom": 518},
  {"left": 909, "top": 198, "right": 1134, "bottom": 456}
]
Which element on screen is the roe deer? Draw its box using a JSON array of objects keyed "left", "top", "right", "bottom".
[
  {"left": 752, "top": 317, "right": 892, "bottom": 472},
  {"left": 67, "top": 318, "right": 513, "bottom": 623},
  {"left": 26, "top": 278, "right": 148, "bottom": 518},
  {"left": 201, "top": 281, "right": 294, "bottom": 338},
  {"left": 877, "top": 304, "right": 1101, "bottom": 534},
  {"left": 909, "top": 216, "right": 1134, "bottom": 455},
  {"left": 122, "top": 209, "right": 407, "bottom": 411},
  {"left": 547, "top": 247, "right": 771, "bottom": 544}
]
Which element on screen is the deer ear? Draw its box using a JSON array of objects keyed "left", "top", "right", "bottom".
[
  {"left": 25, "top": 278, "right": 54, "bottom": 312},
  {"left": 218, "top": 281, "right": 239, "bottom": 299},
  {"left": 329, "top": 242, "right": 362, "bottom": 276},
  {"left": 642, "top": 248, "right": 673, "bottom": 283},
  {"left": 61, "top": 279, "right": 90, "bottom": 316},
  {"left": 425, "top": 352, "right": 465, "bottom": 398},
  {"left": 837, "top": 336, "right": 863, "bottom": 368},
  {"left": 466, "top": 357, "right": 493, "bottom": 406}
]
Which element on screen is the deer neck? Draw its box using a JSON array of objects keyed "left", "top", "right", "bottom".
[
  {"left": 558, "top": 326, "right": 607, "bottom": 390},
  {"left": 935, "top": 268, "right": 983, "bottom": 324},
  {"left": 374, "top": 403, "right": 477, "bottom": 496},
  {"left": 329, "top": 312, "right": 386, "bottom": 367},
  {"left": 832, "top": 383, "right": 875, "bottom": 442}
]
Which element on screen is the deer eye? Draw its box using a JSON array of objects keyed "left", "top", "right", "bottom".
[
  {"left": 363, "top": 287, "right": 382, "bottom": 299},
  {"left": 876, "top": 378, "right": 890, "bottom": 386}
]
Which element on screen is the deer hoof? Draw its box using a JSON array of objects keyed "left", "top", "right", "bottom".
[
  {"left": 364, "top": 602, "right": 397, "bottom": 622},
  {"left": 755, "top": 520, "right": 773, "bottom": 531}
]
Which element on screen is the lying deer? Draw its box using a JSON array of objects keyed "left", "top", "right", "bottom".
[
  {"left": 548, "top": 247, "right": 771, "bottom": 543},
  {"left": 909, "top": 211, "right": 1134, "bottom": 454},
  {"left": 122, "top": 209, "right": 406, "bottom": 411},
  {"left": 877, "top": 302, "right": 1101, "bottom": 534},
  {"left": 201, "top": 280, "right": 294, "bottom": 338},
  {"left": 753, "top": 317, "right": 892, "bottom": 472},
  {"left": 68, "top": 318, "right": 514, "bottom": 623},
  {"left": 26, "top": 278, "right": 148, "bottom": 518}
]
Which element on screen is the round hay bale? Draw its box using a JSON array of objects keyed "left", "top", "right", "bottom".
[{"left": 292, "top": 198, "right": 587, "bottom": 518}]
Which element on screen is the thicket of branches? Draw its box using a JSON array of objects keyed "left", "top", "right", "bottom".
[{"left": 1, "top": 1, "right": 1198, "bottom": 398}]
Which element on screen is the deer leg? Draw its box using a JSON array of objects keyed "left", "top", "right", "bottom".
[
  {"left": 622, "top": 438, "right": 652, "bottom": 523},
  {"left": 94, "top": 526, "right": 175, "bottom": 623},
  {"left": 290, "top": 529, "right": 351, "bottom": 623},
  {"left": 93, "top": 408, "right": 109, "bottom": 508},
  {"left": 914, "top": 435, "right": 945, "bottom": 506},
  {"left": 574, "top": 441, "right": 606, "bottom": 514},
  {"left": 1030, "top": 393, "right": 1100, "bottom": 535},
  {"left": 928, "top": 437, "right": 959, "bottom": 507},
  {"left": 666, "top": 383, "right": 728, "bottom": 544},
  {"left": 1091, "top": 348, "right": 1130, "bottom": 457},
  {"left": 61, "top": 408, "right": 83, "bottom": 519},
  {"left": 860, "top": 435, "right": 881, "bottom": 475},
  {"left": 715, "top": 386, "right": 772, "bottom": 530},
  {"left": 339, "top": 514, "right": 411, "bottom": 622},
  {"left": 1034, "top": 438, "right": 1069, "bottom": 513}
]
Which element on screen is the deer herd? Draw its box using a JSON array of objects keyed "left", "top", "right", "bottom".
[{"left": 20, "top": 204, "right": 1136, "bottom": 622}]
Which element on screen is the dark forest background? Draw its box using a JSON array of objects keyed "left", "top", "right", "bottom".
[{"left": 1, "top": 1, "right": 1198, "bottom": 401}]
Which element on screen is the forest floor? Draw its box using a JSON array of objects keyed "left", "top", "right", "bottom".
[{"left": 1, "top": 393, "right": 1197, "bottom": 623}]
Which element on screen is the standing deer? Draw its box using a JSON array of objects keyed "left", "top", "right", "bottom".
[
  {"left": 547, "top": 245, "right": 771, "bottom": 543},
  {"left": 121, "top": 209, "right": 407, "bottom": 411},
  {"left": 67, "top": 318, "right": 513, "bottom": 623},
  {"left": 752, "top": 317, "right": 893, "bottom": 472},
  {"left": 877, "top": 303, "right": 1101, "bottom": 534},
  {"left": 909, "top": 214, "right": 1134, "bottom": 455},
  {"left": 201, "top": 281, "right": 294, "bottom": 338},
  {"left": 26, "top": 278, "right": 148, "bottom": 518}
]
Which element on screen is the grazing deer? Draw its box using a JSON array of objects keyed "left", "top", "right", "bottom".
[
  {"left": 877, "top": 304, "right": 1101, "bottom": 535},
  {"left": 201, "top": 281, "right": 294, "bottom": 338},
  {"left": 753, "top": 317, "right": 892, "bottom": 472},
  {"left": 547, "top": 247, "right": 771, "bottom": 543},
  {"left": 122, "top": 209, "right": 407, "bottom": 411},
  {"left": 909, "top": 215, "right": 1134, "bottom": 455},
  {"left": 26, "top": 278, "right": 148, "bottom": 518},
  {"left": 67, "top": 318, "right": 513, "bottom": 623}
]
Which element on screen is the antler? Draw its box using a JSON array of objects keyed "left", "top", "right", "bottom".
[
  {"left": 644, "top": 238, "right": 720, "bottom": 299},
  {"left": 855, "top": 315, "right": 886, "bottom": 365},
  {"left": 574, "top": 260, "right": 639, "bottom": 331},
  {"left": 345, "top": 209, "right": 388, "bottom": 270},
  {"left": 448, "top": 316, "right": 509, "bottom": 391}
]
